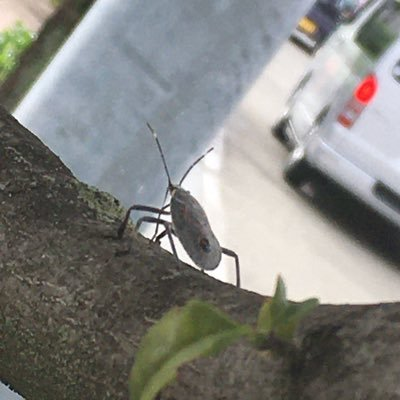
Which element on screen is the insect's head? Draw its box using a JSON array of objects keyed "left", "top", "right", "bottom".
[{"left": 168, "top": 183, "right": 179, "bottom": 196}]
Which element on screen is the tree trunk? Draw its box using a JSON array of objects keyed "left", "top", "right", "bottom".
[{"left": 1, "top": 107, "right": 400, "bottom": 399}]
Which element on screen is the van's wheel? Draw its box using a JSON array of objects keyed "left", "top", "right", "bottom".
[
  {"left": 272, "top": 117, "right": 289, "bottom": 146},
  {"left": 284, "top": 156, "right": 312, "bottom": 187}
]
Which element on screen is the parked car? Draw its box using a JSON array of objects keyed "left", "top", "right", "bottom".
[
  {"left": 291, "top": 0, "right": 368, "bottom": 53},
  {"left": 273, "top": 0, "right": 400, "bottom": 227}
]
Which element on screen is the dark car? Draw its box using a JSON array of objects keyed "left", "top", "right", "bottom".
[{"left": 291, "top": 0, "right": 364, "bottom": 53}]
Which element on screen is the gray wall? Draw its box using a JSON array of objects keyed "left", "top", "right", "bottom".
[{"left": 15, "top": 0, "right": 312, "bottom": 209}]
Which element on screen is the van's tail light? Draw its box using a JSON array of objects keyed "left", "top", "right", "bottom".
[{"left": 337, "top": 74, "right": 378, "bottom": 128}]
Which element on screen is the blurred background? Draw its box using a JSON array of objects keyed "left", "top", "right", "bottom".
[{"left": 2, "top": 0, "right": 400, "bottom": 398}]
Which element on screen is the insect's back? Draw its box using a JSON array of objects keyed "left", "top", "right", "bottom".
[{"left": 171, "top": 187, "right": 221, "bottom": 270}]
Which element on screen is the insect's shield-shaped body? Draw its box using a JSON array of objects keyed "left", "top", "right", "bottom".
[
  {"left": 170, "top": 186, "right": 222, "bottom": 270},
  {"left": 116, "top": 123, "right": 240, "bottom": 287}
]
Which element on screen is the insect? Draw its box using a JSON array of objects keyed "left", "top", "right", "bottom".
[{"left": 117, "top": 123, "right": 241, "bottom": 287}]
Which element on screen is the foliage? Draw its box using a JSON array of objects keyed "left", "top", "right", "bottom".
[
  {"left": 51, "top": 0, "right": 63, "bottom": 6},
  {"left": 256, "top": 275, "right": 319, "bottom": 342},
  {"left": 0, "top": 22, "right": 35, "bottom": 83},
  {"left": 129, "top": 275, "right": 319, "bottom": 400},
  {"left": 129, "top": 300, "right": 251, "bottom": 400}
]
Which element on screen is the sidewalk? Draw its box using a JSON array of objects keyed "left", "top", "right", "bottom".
[{"left": 0, "top": 0, "right": 54, "bottom": 31}]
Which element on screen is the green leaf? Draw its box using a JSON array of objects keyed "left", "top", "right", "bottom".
[
  {"left": 257, "top": 275, "right": 287, "bottom": 334},
  {"left": 256, "top": 275, "right": 319, "bottom": 341},
  {"left": 273, "top": 275, "right": 287, "bottom": 305},
  {"left": 129, "top": 300, "right": 251, "bottom": 400},
  {"left": 256, "top": 300, "right": 273, "bottom": 334},
  {"left": 0, "top": 22, "right": 34, "bottom": 82},
  {"left": 274, "top": 298, "right": 319, "bottom": 340}
]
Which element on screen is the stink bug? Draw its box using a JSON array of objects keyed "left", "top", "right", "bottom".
[{"left": 117, "top": 123, "right": 241, "bottom": 287}]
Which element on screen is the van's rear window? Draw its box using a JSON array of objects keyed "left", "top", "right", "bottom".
[{"left": 356, "top": 0, "right": 400, "bottom": 59}]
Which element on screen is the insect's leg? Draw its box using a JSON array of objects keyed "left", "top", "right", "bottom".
[
  {"left": 150, "top": 202, "right": 171, "bottom": 243},
  {"left": 154, "top": 228, "right": 168, "bottom": 244},
  {"left": 152, "top": 221, "right": 176, "bottom": 245},
  {"left": 117, "top": 204, "right": 170, "bottom": 239},
  {"left": 150, "top": 186, "right": 170, "bottom": 242},
  {"left": 136, "top": 216, "right": 180, "bottom": 268},
  {"left": 152, "top": 221, "right": 177, "bottom": 245},
  {"left": 221, "top": 247, "right": 241, "bottom": 288}
]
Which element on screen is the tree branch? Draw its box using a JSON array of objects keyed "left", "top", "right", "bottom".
[{"left": 1, "top": 107, "right": 400, "bottom": 399}]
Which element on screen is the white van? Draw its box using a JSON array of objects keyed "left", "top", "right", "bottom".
[{"left": 274, "top": 0, "right": 400, "bottom": 227}]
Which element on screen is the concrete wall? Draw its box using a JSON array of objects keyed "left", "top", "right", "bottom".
[{"left": 15, "top": 0, "right": 312, "bottom": 208}]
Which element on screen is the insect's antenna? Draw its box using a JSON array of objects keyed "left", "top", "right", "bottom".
[
  {"left": 179, "top": 147, "right": 214, "bottom": 185},
  {"left": 146, "top": 122, "right": 173, "bottom": 188}
]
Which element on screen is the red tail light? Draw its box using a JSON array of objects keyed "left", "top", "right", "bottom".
[{"left": 337, "top": 74, "right": 378, "bottom": 128}]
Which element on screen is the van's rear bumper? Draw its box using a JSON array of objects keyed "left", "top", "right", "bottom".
[{"left": 305, "top": 136, "right": 400, "bottom": 227}]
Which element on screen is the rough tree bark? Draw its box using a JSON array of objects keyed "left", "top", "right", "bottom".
[{"left": 1, "top": 106, "right": 400, "bottom": 399}]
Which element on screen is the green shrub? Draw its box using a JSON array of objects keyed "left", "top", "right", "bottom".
[{"left": 0, "top": 22, "right": 35, "bottom": 83}]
